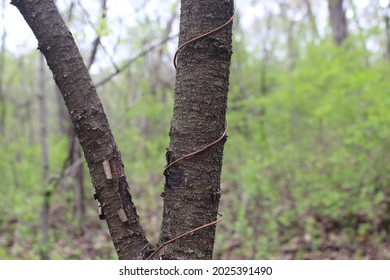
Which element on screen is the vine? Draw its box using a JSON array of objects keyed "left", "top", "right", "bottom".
[{"left": 147, "top": 9, "right": 235, "bottom": 260}]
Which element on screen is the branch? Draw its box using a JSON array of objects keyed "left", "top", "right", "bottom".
[
  {"left": 11, "top": 0, "right": 150, "bottom": 259},
  {"left": 76, "top": 0, "right": 118, "bottom": 71},
  {"left": 95, "top": 34, "right": 177, "bottom": 88}
]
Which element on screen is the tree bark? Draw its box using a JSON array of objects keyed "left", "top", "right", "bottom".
[
  {"left": 328, "top": 0, "right": 348, "bottom": 45},
  {"left": 156, "top": 0, "right": 234, "bottom": 259},
  {"left": 11, "top": 0, "right": 149, "bottom": 259}
]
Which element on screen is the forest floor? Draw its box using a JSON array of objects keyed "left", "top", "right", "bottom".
[{"left": 2, "top": 202, "right": 389, "bottom": 260}]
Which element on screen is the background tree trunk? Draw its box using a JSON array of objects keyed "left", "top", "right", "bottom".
[
  {"left": 69, "top": 130, "right": 85, "bottom": 224},
  {"left": 385, "top": 3, "right": 390, "bottom": 62},
  {"left": 156, "top": 0, "right": 234, "bottom": 260},
  {"left": 328, "top": 0, "right": 348, "bottom": 45},
  {"left": 303, "top": 0, "right": 319, "bottom": 39},
  {"left": 11, "top": 0, "right": 150, "bottom": 259},
  {"left": 0, "top": 1, "right": 6, "bottom": 135},
  {"left": 38, "top": 53, "right": 50, "bottom": 259}
]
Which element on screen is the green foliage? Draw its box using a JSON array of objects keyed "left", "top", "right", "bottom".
[{"left": 217, "top": 32, "right": 390, "bottom": 258}]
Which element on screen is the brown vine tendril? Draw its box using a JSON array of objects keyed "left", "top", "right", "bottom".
[
  {"left": 173, "top": 10, "right": 235, "bottom": 69},
  {"left": 146, "top": 213, "right": 223, "bottom": 260},
  {"left": 163, "top": 121, "right": 228, "bottom": 175},
  {"left": 155, "top": 121, "right": 227, "bottom": 259}
]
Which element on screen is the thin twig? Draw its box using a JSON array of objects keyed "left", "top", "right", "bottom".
[{"left": 95, "top": 34, "right": 177, "bottom": 88}]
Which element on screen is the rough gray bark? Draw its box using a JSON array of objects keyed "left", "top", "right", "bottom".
[
  {"left": 328, "top": 0, "right": 348, "bottom": 45},
  {"left": 156, "top": 0, "right": 234, "bottom": 260},
  {"left": 54, "top": 0, "right": 85, "bottom": 229},
  {"left": 11, "top": 0, "right": 149, "bottom": 259}
]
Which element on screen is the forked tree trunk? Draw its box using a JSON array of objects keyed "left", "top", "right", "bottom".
[{"left": 12, "top": 0, "right": 233, "bottom": 259}]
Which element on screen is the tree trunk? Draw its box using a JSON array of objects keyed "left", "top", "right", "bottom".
[
  {"left": 328, "top": 0, "right": 348, "bottom": 45},
  {"left": 0, "top": 0, "right": 6, "bottom": 135},
  {"left": 11, "top": 0, "right": 149, "bottom": 259},
  {"left": 302, "top": 0, "right": 319, "bottom": 39},
  {"left": 38, "top": 53, "right": 50, "bottom": 259},
  {"left": 156, "top": 0, "right": 234, "bottom": 260},
  {"left": 385, "top": 3, "right": 390, "bottom": 62},
  {"left": 69, "top": 130, "right": 85, "bottom": 224}
]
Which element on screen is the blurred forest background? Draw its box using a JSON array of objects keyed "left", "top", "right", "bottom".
[{"left": 0, "top": 0, "right": 390, "bottom": 259}]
